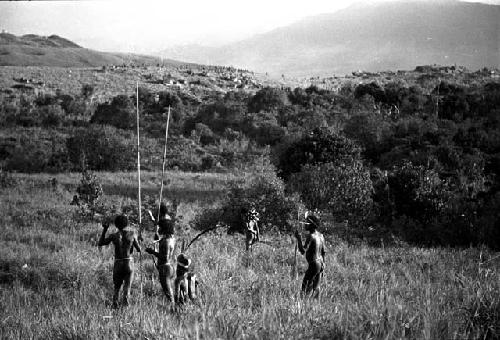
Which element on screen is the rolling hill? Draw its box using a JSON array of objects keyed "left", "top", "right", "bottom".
[
  {"left": 159, "top": 0, "right": 500, "bottom": 76},
  {"left": 0, "top": 33, "right": 180, "bottom": 68}
]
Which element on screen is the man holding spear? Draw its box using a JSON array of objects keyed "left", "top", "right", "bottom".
[{"left": 294, "top": 212, "right": 326, "bottom": 298}]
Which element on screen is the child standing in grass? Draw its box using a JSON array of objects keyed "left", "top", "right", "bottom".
[
  {"left": 174, "top": 253, "right": 198, "bottom": 304},
  {"left": 294, "top": 213, "right": 326, "bottom": 298},
  {"left": 98, "top": 215, "right": 141, "bottom": 308}
]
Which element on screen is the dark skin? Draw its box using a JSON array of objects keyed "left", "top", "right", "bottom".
[
  {"left": 295, "top": 223, "right": 326, "bottom": 298},
  {"left": 98, "top": 219, "right": 141, "bottom": 308},
  {"left": 245, "top": 218, "right": 260, "bottom": 252},
  {"left": 174, "top": 259, "right": 197, "bottom": 305},
  {"left": 145, "top": 230, "right": 175, "bottom": 302},
  {"left": 98, "top": 221, "right": 141, "bottom": 258}
]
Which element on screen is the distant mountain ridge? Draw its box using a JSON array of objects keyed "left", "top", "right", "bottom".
[
  {"left": 0, "top": 33, "right": 182, "bottom": 68},
  {"left": 0, "top": 33, "right": 81, "bottom": 48},
  {"left": 159, "top": 0, "right": 500, "bottom": 76}
]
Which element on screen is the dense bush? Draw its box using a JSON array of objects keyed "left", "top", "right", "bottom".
[
  {"left": 90, "top": 95, "right": 135, "bottom": 129},
  {"left": 66, "top": 126, "right": 135, "bottom": 171},
  {"left": 4, "top": 128, "right": 70, "bottom": 172},
  {"left": 277, "top": 128, "right": 362, "bottom": 179},
  {"left": 192, "top": 170, "right": 302, "bottom": 234},
  {"left": 289, "top": 161, "right": 374, "bottom": 228}
]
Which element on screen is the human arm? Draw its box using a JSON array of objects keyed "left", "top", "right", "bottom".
[
  {"left": 321, "top": 235, "right": 326, "bottom": 261},
  {"left": 133, "top": 235, "right": 141, "bottom": 253},
  {"left": 145, "top": 247, "right": 160, "bottom": 258},
  {"left": 98, "top": 221, "right": 113, "bottom": 246},
  {"left": 294, "top": 230, "right": 305, "bottom": 255}
]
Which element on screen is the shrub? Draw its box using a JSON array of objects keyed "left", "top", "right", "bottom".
[
  {"left": 74, "top": 167, "right": 104, "bottom": 219},
  {"left": 4, "top": 129, "right": 69, "bottom": 173},
  {"left": 192, "top": 170, "right": 303, "bottom": 234},
  {"left": 277, "top": 127, "right": 362, "bottom": 180},
  {"left": 248, "top": 87, "right": 289, "bottom": 113},
  {"left": 66, "top": 126, "right": 135, "bottom": 171},
  {"left": 90, "top": 95, "right": 135, "bottom": 130},
  {"left": 289, "top": 161, "right": 374, "bottom": 228}
]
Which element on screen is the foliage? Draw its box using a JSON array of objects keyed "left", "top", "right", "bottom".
[
  {"left": 193, "top": 170, "right": 302, "bottom": 233},
  {"left": 277, "top": 127, "right": 362, "bottom": 179},
  {"left": 247, "top": 87, "right": 289, "bottom": 113},
  {"left": 90, "top": 94, "right": 135, "bottom": 129},
  {"left": 388, "top": 161, "right": 451, "bottom": 222},
  {"left": 0, "top": 168, "right": 16, "bottom": 188},
  {"left": 66, "top": 125, "right": 135, "bottom": 171},
  {"left": 289, "top": 161, "right": 374, "bottom": 228},
  {"left": 74, "top": 166, "right": 104, "bottom": 219}
]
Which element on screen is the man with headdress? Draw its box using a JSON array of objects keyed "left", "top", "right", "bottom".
[
  {"left": 147, "top": 201, "right": 176, "bottom": 263},
  {"left": 294, "top": 211, "right": 326, "bottom": 298},
  {"left": 145, "top": 218, "right": 176, "bottom": 302}
]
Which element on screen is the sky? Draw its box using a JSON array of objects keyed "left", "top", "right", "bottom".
[{"left": 1, "top": 0, "right": 499, "bottom": 53}]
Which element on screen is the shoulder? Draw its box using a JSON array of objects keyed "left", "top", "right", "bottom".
[{"left": 124, "top": 228, "right": 138, "bottom": 238}]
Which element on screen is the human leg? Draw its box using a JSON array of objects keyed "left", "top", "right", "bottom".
[
  {"left": 119, "top": 260, "right": 134, "bottom": 306},
  {"left": 301, "top": 261, "right": 322, "bottom": 297},
  {"left": 112, "top": 263, "right": 124, "bottom": 308}
]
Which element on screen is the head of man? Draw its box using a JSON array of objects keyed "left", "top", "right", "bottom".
[
  {"left": 114, "top": 215, "right": 128, "bottom": 230},
  {"left": 158, "top": 219, "right": 174, "bottom": 236},
  {"left": 305, "top": 214, "right": 320, "bottom": 232},
  {"left": 159, "top": 202, "right": 170, "bottom": 218}
]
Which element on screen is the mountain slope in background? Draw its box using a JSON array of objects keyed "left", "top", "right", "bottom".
[
  {"left": 0, "top": 33, "right": 181, "bottom": 68},
  {"left": 160, "top": 0, "right": 500, "bottom": 76}
]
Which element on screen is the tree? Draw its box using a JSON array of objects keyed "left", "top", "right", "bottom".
[
  {"left": 81, "top": 84, "right": 95, "bottom": 100},
  {"left": 66, "top": 126, "right": 135, "bottom": 171},
  {"left": 289, "top": 161, "right": 373, "bottom": 227},
  {"left": 192, "top": 170, "right": 302, "bottom": 234},
  {"left": 277, "top": 128, "right": 361, "bottom": 180},
  {"left": 248, "top": 87, "right": 289, "bottom": 113},
  {"left": 91, "top": 95, "right": 135, "bottom": 129}
]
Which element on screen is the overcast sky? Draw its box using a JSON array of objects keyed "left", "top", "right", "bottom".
[{"left": 1, "top": 0, "right": 498, "bottom": 53}]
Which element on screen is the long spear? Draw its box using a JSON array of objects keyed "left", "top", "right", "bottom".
[
  {"left": 150, "top": 106, "right": 172, "bottom": 267},
  {"left": 156, "top": 106, "right": 171, "bottom": 229},
  {"left": 136, "top": 81, "right": 143, "bottom": 322}
]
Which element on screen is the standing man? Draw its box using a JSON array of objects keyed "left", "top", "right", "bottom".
[
  {"left": 294, "top": 212, "right": 326, "bottom": 298},
  {"left": 98, "top": 215, "right": 141, "bottom": 308},
  {"left": 245, "top": 206, "right": 260, "bottom": 252}
]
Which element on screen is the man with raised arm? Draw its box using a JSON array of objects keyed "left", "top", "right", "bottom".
[{"left": 98, "top": 215, "right": 141, "bottom": 308}]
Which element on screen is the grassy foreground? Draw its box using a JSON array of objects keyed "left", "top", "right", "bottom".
[{"left": 0, "top": 172, "right": 498, "bottom": 339}]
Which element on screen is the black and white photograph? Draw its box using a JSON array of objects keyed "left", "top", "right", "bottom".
[{"left": 0, "top": 0, "right": 499, "bottom": 338}]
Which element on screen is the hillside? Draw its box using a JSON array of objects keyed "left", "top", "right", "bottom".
[
  {"left": 0, "top": 33, "right": 180, "bottom": 68},
  {"left": 160, "top": 0, "right": 500, "bottom": 76}
]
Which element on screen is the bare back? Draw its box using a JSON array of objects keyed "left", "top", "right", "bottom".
[
  {"left": 110, "top": 229, "right": 140, "bottom": 259},
  {"left": 304, "top": 231, "right": 325, "bottom": 264}
]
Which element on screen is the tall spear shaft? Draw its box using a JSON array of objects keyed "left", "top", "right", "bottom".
[
  {"left": 156, "top": 106, "right": 172, "bottom": 226},
  {"left": 136, "top": 81, "right": 143, "bottom": 323}
]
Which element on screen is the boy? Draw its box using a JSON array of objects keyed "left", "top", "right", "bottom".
[
  {"left": 245, "top": 207, "right": 260, "bottom": 252},
  {"left": 294, "top": 213, "right": 326, "bottom": 298},
  {"left": 145, "top": 219, "right": 176, "bottom": 302},
  {"left": 98, "top": 215, "right": 141, "bottom": 308},
  {"left": 174, "top": 253, "right": 198, "bottom": 305}
]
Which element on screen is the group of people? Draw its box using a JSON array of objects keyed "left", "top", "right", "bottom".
[
  {"left": 98, "top": 202, "right": 326, "bottom": 308},
  {"left": 98, "top": 202, "right": 197, "bottom": 308}
]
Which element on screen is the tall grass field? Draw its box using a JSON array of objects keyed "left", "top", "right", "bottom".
[{"left": 1, "top": 172, "right": 498, "bottom": 339}]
